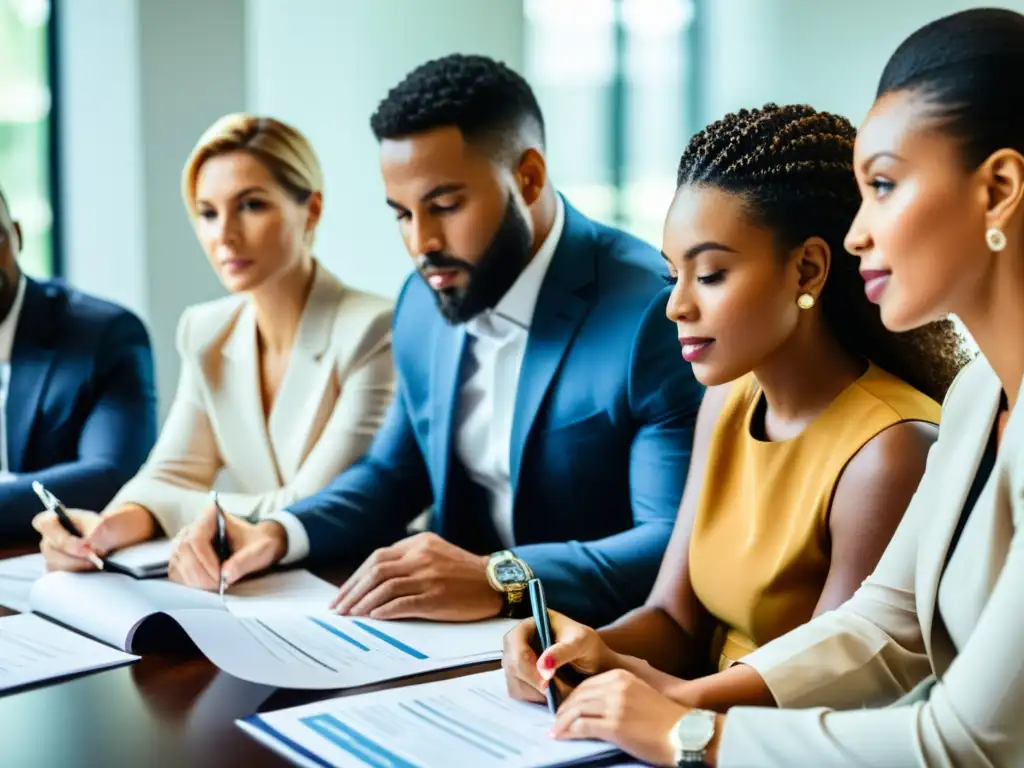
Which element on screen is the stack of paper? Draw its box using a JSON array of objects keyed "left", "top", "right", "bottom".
[
  {"left": 239, "top": 669, "right": 621, "bottom": 768},
  {"left": 0, "top": 538, "right": 174, "bottom": 613},
  {"left": 20, "top": 568, "right": 516, "bottom": 690},
  {"left": 175, "top": 609, "right": 515, "bottom": 689},
  {"left": 0, "top": 613, "right": 138, "bottom": 694}
]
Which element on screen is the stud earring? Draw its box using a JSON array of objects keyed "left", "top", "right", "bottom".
[
  {"left": 797, "top": 293, "right": 816, "bottom": 310},
  {"left": 986, "top": 227, "right": 1007, "bottom": 252}
]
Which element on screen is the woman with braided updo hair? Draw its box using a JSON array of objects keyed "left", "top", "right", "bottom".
[
  {"left": 503, "top": 8, "right": 1024, "bottom": 768},
  {"left": 503, "top": 96, "right": 960, "bottom": 743}
]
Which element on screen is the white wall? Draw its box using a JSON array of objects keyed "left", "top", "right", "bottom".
[
  {"left": 136, "top": 0, "right": 248, "bottom": 416},
  {"left": 58, "top": 0, "right": 146, "bottom": 319},
  {"left": 699, "top": 0, "right": 1024, "bottom": 128},
  {"left": 246, "top": 0, "right": 526, "bottom": 300}
]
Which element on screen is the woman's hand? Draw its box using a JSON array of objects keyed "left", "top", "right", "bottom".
[
  {"left": 33, "top": 503, "right": 156, "bottom": 571},
  {"left": 502, "top": 610, "right": 615, "bottom": 703},
  {"left": 168, "top": 505, "right": 286, "bottom": 591},
  {"left": 550, "top": 669, "right": 697, "bottom": 767}
]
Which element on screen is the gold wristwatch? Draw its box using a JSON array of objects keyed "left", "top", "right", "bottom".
[{"left": 486, "top": 550, "right": 534, "bottom": 618}]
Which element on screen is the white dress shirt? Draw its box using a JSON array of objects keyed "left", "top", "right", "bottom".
[
  {"left": 455, "top": 197, "right": 565, "bottom": 547},
  {"left": 272, "top": 198, "right": 566, "bottom": 563},
  {"left": 0, "top": 275, "right": 27, "bottom": 477}
]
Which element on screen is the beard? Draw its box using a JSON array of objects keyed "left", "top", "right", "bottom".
[{"left": 415, "top": 194, "right": 533, "bottom": 325}]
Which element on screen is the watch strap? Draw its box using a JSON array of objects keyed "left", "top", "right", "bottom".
[{"left": 500, "top": 587, "right": 531, "bottom": 619}]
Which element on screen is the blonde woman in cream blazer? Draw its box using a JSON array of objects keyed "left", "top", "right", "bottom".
[
  {"left": 500, "top": 10, "right": 1024, "bottom": 767},
  {"left": 103, "top": 262, "right": 392, "bottom": 535},
  {"left": 34, "top": 114, "right": 394, "bottom": 568}
]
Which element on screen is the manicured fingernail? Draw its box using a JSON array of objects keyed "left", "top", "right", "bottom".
[{"left": 541, "top": 654, "right": 556, "bottom": 670}]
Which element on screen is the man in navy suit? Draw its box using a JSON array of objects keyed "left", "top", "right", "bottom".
[
  {"left": 0, "top": 186, "right": 157, "bottom": 540},
  {"left": 172, "top": 55, "right": 703, "bottom": 626}
]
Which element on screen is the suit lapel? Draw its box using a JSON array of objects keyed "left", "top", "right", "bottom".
[
  {"left": 8, "top": 280, "right": 58, "bottom": 473},
  {"left": 267, "top": 267, "right": 342, "bottom": 482},
  {"left": 430, "top": 322, "right": 467, "bottom": 512},
  {"left": 509, "top": 205, "right": 595, "bottom": 497},
  {"left": 917, "top": 361, "right": 1002, "bottom": 660},
  {"left": 214, "top": 302, "right": 282, "bottom": 487}
]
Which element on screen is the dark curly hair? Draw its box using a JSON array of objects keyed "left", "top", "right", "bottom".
[
  {"left": 676, "top": 103, "right": 968, "bottom": 402},
  {"left": 370, "top": 53, "right": 544, "bottom": 159}
]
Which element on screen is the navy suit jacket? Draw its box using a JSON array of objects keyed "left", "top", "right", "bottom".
[
  {"left": 288, "top": 202, "right": 704, "bottom": 625},
  {"left": 0, "top": 278, "right": 158, "bottom": 540}
]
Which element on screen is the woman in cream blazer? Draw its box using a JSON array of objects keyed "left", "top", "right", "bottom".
[
  {"left": 34, "top": 114, "right": 394, "bottom": 566},
  {"left": 103, "top": 261, "right": 392, "bottom": 535},
  {"left": 500, "top": 10, "right": 1023, "bottom": 767}
]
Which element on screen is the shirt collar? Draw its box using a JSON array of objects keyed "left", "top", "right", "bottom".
[
  {"left": 466, "top": 195, "right": 565, "bottom": 338},
  {"left": 0, "top": 275, "right": 27, "bottom": 363}
]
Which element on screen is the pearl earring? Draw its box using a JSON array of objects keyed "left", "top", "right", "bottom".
[
  {"left": 797, "top": 293, "right": 816, "bottom": 310},
  {"left": 986, "top": 227, "right": 1007, "bottom": 252}
]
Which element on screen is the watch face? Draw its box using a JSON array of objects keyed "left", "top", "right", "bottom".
[
  {"left": 495, "top": 560, "right": 528, "bottom": 584},
  {"left": 676, "top": 711, "right": 715, "bottom": 750}
]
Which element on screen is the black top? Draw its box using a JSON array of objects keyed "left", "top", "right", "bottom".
[{"left": 940, "top": 392, "right": 1006, "bottom": 580}]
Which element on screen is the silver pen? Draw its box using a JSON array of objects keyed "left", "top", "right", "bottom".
[
  {"left": 210, "top": 490, "right": 228, "bottom": 599},
  {"left": 32, "top": 481, "right": 105, "bottom": 570}
]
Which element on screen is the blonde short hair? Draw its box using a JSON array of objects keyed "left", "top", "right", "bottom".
[{"left": 182, "top": 113, "right": 323, "bottom": 216}]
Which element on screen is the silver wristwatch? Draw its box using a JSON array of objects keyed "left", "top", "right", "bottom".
[{"left": 669, "top": 708, "right": 716, "bottom": 766}]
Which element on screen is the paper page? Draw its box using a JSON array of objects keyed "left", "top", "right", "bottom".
[
  {"left": 0, "top": 553, "right": 46, "bottom": 613},
  {"left": 0, "top": 613, "right": 138, "bottom": 692},
  {"left": 343, "top": 617, "right": 518, "bottom": 660},
  {"left": 27, "top": 568, "right": 335, "bottom": 651},
  {"left": 105, "top": 538, "right": 174, "bottom": 576},
  {"left": 224, "top": 569, "right": 338, "bottom": 615},
  {"left": 238, "top": 669, "right": 620, "bottom": 768},
  {"left": 170, "top": 611, "right": 506, "bottom": 690},
  {"left": 29, "top": 571, "right": 176, "bottom": 650}
]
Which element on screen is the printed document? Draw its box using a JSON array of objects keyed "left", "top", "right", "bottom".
[
  {"left": 13, "top": 567, "right": 514, "bottom": 690},
  {"left": 238, "top": 669, "right": 620, "bottom": 768},
  {"left": 0, "top": 613, "right": 138, "bottom": 693}
]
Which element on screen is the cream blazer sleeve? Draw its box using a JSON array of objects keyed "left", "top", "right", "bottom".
[
  {"left": 718, "top": 360, "right": 1024, "bottom": 767},
  {"left": 104, "top": 293, "right": 394, "bottom": 535}
]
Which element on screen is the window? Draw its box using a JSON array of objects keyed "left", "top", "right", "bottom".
[
  {"left": 525, "top": 0, "right": 697, "bottom": 246},
  {"left": 0, "top": 0, "right": 56, "bottom": 278}
]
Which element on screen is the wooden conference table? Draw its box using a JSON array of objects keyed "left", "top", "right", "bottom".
[{"left": 0, "top": 544, "right": 501, "bottom": 768}]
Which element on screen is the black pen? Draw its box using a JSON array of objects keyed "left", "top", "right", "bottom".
[
  {"left": 32, "top": 481, "right": 105, "bottom": 570},
  {"left": 529, "top": 578, "right": 560, "bottom": 714},
  {"left": 210, "top": 490, "right": 230, "bottom": 598}
]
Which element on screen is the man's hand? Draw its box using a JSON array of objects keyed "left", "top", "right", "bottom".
[
  {"left": 330, "top": 532, "right": 503, "bottom": 621},
  {"left": 33, "top": 503, "right": 156, "bottom": 572},
  {"left": 168, "top": 506, "right": 287, "bottom": 591}
]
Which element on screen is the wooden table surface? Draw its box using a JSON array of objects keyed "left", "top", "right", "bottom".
[{"left": 0, "top": 544, "right": 500, "bottom": 768}]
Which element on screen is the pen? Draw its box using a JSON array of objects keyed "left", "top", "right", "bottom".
[
  {"left": 528, "top": 578, "right": 560, "bottom": 714},
  {"left": 210, "top": 490, "right": 230, "bottom": 599},
  {"left": 32, "top": 480, "right": 105, "bottom": 570}
]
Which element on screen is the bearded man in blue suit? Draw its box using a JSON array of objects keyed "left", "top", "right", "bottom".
[{"left": 171, "top": 54, "right": 703, "bottom": 628}]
